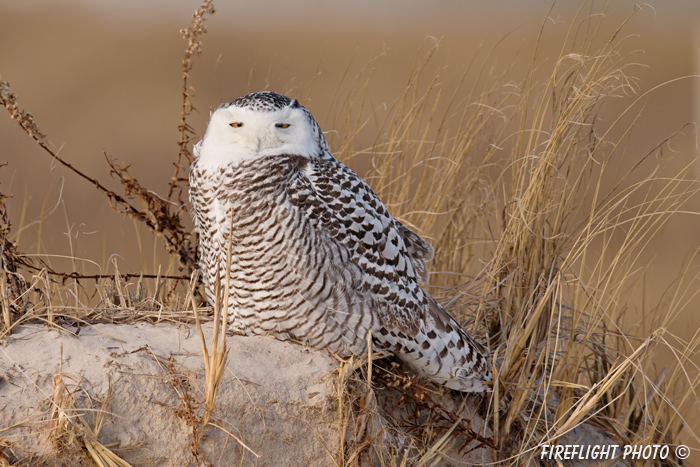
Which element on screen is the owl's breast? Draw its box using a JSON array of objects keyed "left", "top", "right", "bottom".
[{"left": 203, "top": 155, "right": 317, "bottom": 278}]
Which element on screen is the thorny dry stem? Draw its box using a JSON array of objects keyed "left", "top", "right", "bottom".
[
  {"left": 0, "top": 80, "right": 198, "bottom": 274},
  {"left": 169, "top": 0, "right": 216, "bottom": 204}
]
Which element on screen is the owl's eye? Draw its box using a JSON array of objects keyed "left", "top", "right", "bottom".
[
  {"left": 275, "top": 123, "right": 291, "bottom": 129},
  {"left": 230, "top": 122, "right": 244, "bottom": 128}
]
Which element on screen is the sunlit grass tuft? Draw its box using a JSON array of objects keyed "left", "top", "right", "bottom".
[{"left": 313, "top": 3, "right": 699, "bottom": 464}]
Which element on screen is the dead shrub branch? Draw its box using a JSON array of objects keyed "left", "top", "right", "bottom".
[{"left": 169, "top": 0, "right": 216, "bottom": 203}]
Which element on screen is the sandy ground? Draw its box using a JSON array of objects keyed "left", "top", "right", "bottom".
[
  {"left": 0, "top": 322, "right": 340, "bottom": 466},
  {"left": 0, "top": 322, "right": 633, "bottom": 466}
]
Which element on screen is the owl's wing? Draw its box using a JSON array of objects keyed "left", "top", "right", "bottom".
[
  {"left": 287, "top": 156, "right": 434, "bottom": 332},
  {"left": 289, "top": 156, "right": 434, "bottom": 282},
  {"left": 396, "top": 223, "right": 434, "bottom": 282}
]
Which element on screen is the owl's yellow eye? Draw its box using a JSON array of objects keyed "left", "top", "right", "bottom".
[
  {"left": 275, "top": 123, "right": 291, "bottom": 129},
  {"left": 230, "top": 122, "right": 244, "bottom": 128}
]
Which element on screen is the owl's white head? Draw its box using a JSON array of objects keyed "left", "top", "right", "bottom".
[{"left": 194, "top": 91, "right": 331, "bottom": 166}]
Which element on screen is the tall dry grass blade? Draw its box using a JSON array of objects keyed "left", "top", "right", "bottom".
[
  {"left": 551, "top": 328, "right": 664, "bottom": 440},
  {"left": 111, "top": 258, "right": 127, "bottom": 309},
  {"left": 190, "top": 214, "right": 257, "bottom": 459},
  {"left": 192, "top": 211, "right": 233, "bottom": 437},
  {"left": 335, "top": 357, "right": 352, "bottom": 467},
  {"left": 366, "top": 328, "right": 373, "bottom": 389},
  {"left": 0, "top": 272, "right": 10, "bottom": 335},
  {"left": 209, "top": 423, "right": 261, "bottom": 459},
  {"left": 189, "top": 271, "right": 209, "bottom": 368},
  {"left": 49, "top": 344, "right": 74, "bottom": 448}
]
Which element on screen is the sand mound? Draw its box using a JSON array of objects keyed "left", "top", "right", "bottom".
[
  {"left": 2, "top": 323, "right": 630, "bottom": 466},
  {"left": 0, "top": 322, "right": 340, "bottom": 466}
]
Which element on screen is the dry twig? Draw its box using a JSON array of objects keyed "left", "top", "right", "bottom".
[
  {"left": 0, "top": 80, "right": 198, "bottom": 272},
  {"left": 168, "top": 0, "right": 216, "bottom": 203}
]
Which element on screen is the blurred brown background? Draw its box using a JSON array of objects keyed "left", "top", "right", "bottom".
[{"left": 1, "top": 0, "right": 699, "bottom": 439}]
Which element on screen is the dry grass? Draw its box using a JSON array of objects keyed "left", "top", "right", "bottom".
[
  {"left": 48, "top": 345, "right": 133, "bottom": 467},
  {"left": 0, "top": 2, "right": 698, "bottom": 466},
  {"left": 316, "top": 3, "right": 699, "bottom": 464},
  {"left": 189, "top": 213, "right": 253, "bottom": 459}
]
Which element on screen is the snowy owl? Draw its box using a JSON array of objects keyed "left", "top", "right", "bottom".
[{"left": 189, "top": 91, "right": 491, "bottom": 392}]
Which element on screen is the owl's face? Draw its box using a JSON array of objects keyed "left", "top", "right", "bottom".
[{"left": 195, "top": 92, "right": 326, "bottom": 166}]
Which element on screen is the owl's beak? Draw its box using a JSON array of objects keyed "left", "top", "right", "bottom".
[{"left": 255, "top": 132, "right": 278, "bottom": 153}]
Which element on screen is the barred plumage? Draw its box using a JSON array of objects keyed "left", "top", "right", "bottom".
[{"left": 189, "top": 91, "right": 491, "bottom": 392}]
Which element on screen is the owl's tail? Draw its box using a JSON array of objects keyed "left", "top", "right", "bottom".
[{"left": 376, "top": 297, "right": 492, "bottom": 393}]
